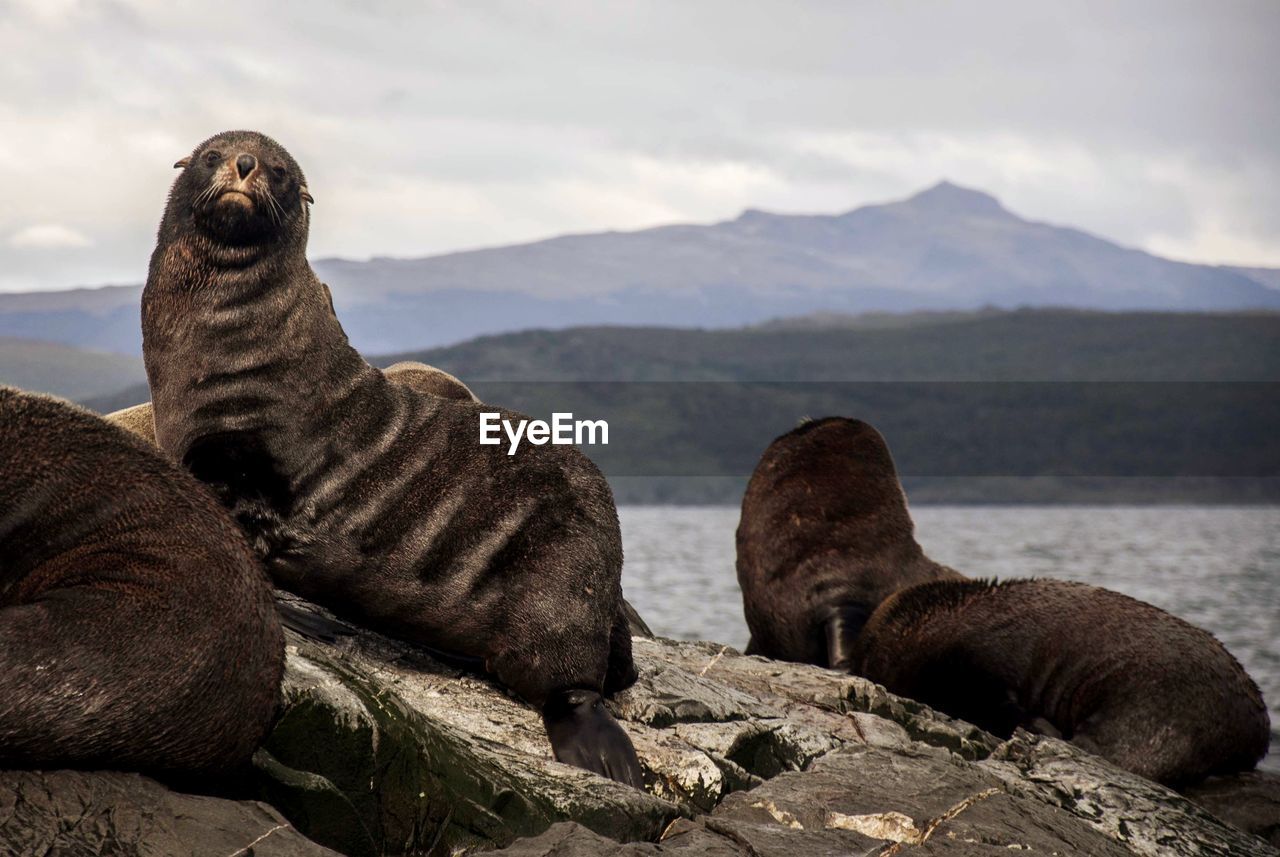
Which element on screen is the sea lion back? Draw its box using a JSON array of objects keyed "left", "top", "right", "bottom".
[
  {"left": 852, "top": 578, "right": 1270, "bottom": 786},
  {"left": 737, "top": 417, "right": 961, "bottom": 668}
]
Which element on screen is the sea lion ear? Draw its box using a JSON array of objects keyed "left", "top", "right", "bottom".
[
  {"left": 301, "top": 187, "right": 314, "bottom": 205},
  {"left": 173, "top": 157, "right": 190, "bottom": 169}
]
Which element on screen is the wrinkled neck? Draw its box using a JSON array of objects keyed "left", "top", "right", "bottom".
[{"left": 142, "top": 229, "right": 362, "bottom": 463}]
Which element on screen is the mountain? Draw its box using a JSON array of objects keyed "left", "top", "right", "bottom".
[
  {"left": 1227, "top": 265, "right": 1280, "bottom": 291},
  {"left": 0, "top": 338, "right": 144, "bottom": 401},
  {"left": 4, "top": 181, "right": 1280, "bottom": 356}
]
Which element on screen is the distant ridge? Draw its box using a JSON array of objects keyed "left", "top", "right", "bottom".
[
  {"left": 2, "top": 181, "right": 1279, "bottom": 355},
  {"left": 73, "top": 309, "right": 1280, "bottom": 506}
]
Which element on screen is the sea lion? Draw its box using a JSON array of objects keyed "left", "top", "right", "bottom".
[
  {"left": 105, "top": 399, "right": 155, "bottom": 441},
  {"left": 140, "top": 130, "right": 641, "bottom": 786},
  {"left": 851, "top": 578, "right": 1271, "bottom": 786},
  {"left": 0, "top": 387, "right": 284, "bottom": 776},
  {"left": 381, "top": 361, "right": 479, "bottom": 402},
  {"left": 736, "top": 417, "right": 963, "bottom": 668},
  {"left": 105, "top": 361, "right": 478, "bottom": 446}
]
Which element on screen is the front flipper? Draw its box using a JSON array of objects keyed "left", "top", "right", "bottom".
[
  {"left": 824, "top": 603, "right": 871, "bottom": 671},
  {"left": 273, "top": 593, "right": 356, "bottom": 644},
  {"left": 542, "top": 689, "right": 643, "bottom": 788}
]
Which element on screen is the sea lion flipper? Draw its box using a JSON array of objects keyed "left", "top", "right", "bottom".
[
  {"left": 542, "top": 689, "right": 643, "bottom": 788},
  {"left": 619, "top": 597, "right": 653, "bottom": 639},
  {"left": 273, "top": 595, "right": 355, "bottom": 643},
  {"left": 824, "top": 604, "right": 871, "bottom": 671}
]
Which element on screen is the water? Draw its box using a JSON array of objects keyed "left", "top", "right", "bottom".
[{"left": 618, "top": 505, "right": 1280, "bottom": 772}]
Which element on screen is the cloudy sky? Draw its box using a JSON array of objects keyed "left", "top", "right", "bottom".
[{"left": 1, "top": 0, "right": 1276, "bottom": 291}]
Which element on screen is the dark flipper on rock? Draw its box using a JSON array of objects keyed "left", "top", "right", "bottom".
[
  {"left": 542, "top": 689, "right": 644, "bottom": 788},
  {"left": 274, "top": 594, "right": 356, "bottom": 644},
  {"left": 620, "top": 598, "right": 653, "bottom": 638},
  {"left": 823, "top": 604, "right": 871, "bottom": 671}
]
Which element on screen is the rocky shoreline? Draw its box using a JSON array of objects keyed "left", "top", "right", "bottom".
[{"left": 3, "top": 595, "right": 1275, "bottom": 856}]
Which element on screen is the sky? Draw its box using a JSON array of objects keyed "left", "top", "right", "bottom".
[{"left": 1, "top": 0, "right": 1277, "bottom": 292}]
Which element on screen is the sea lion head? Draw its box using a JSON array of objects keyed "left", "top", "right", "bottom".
[
  {"left": 167, "top": 130, "right": 313, "bottom": 247},
  {"left": 763, "top": 416, "right": 917, "bottom": 539}
]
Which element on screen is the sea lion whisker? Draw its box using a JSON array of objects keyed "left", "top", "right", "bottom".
[
  {"left": 265, "top": 188, "right": 285, "bottom": 225},
  {"left": 193, "top": 179, "right": 223, "bottom": 211}
]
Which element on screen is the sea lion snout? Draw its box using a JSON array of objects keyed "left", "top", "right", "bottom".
[{"left": 236, "top": 153, "right": 256, "bottom": 180}]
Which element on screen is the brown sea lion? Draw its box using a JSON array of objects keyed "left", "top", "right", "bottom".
[
  {"left": 105, "top": 399, "right": 155, "bottom": 441},
  {"left": 105, "top": 361, "right": 477, "bottom": 446},
  {"left": 851, "top": 578, "right": 1271, "bottom": 786},
  {"left": 381, "top": 361, "right": 479, "bottom": 402},
  {"left": 140, "top": 130, "right": 641, "bottom": 786},
  {"left": 0, "top": 387, "right": 284, "bottom": 776},
  {"left": 736, "top": 417, "right": 963, "bottom": 668}
]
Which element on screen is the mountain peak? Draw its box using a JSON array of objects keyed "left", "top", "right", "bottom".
[
  {"left": 900, "top": 181, "right": 1009, "bottom": 218},
  {"left": 735, "top": 207, "right": 777, "bottom": 223}
]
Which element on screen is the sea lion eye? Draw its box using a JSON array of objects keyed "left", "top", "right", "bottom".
[
  {"left": 272, "top": 165, "right": 287, "bottom": 179},
  {"left": 205, "top": 150, "right": 222, "bottom": 166}
]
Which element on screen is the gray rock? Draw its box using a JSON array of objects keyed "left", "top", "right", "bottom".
[
  {"left": 702, "top": 745, "right": 1135, "bottom": 857},
  {"left": 1184, "top": 771, "right": 1280, "bottom": 848},
  {"left": 256, "top": 599, "right": 682, "bottom": 855},
  {"left": 983, "top": 731, "right": 1278, "bottom": 856},
  {"left": 632, "top": 637, "right": 999, "bottom": 760},
  {"left": 0, "top": 769, "right": 340, "bottom": 857},
  {"left": 262, "top": 600, "right": 1277, "bottom": 856},
  {"left": 9, "top": 594, "right": 1269, "bottom": 856}
]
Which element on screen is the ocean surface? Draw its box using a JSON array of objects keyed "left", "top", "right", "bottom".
[{"left": 618, "top": 505, "right": 1280, "bottom": 772}]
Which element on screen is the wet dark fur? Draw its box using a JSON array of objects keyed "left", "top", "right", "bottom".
[
  {"left": 736, "top": 417, "right": 962, "bottom": 668},
  {"left": 853, "top": 578, "right": 1271, "bottom": 786},
  {"left": 141, "top": 131, "right": 640, "bottom": 785},
  {"left": 0, "top": 387, "right": 284, "bottom": 775}
]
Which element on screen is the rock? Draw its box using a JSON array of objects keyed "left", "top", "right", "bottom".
[
  {"left": 0, "top": 769, "right": 340, "bottom": 857},
  {"left": 702, "top": 746, "right": 1135, "bottom": 856},
  {"left": 634, "top": 637, "right": 1000, "bottom": 760},
  {"left": 255, "top": 596, "right": 680, "bottom": 856},
  {"left": 983, "top": 732, "right": 1277, "bottom": 856},
  {"left": 251, "top": 597, "right": 1276, "bottom": 856},
  {"left": 7, "top": 594, "right": 1271, "bottom": 856},
  {"left": 1183, "top": 771, "right": 1280, "bottom": 847},
  {"left": 490, "top": 819, "right": 748, "bottom": 855}
]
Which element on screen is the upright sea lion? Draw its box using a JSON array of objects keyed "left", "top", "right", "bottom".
[
  {"left": 736, "top": 417, "right": 962, "bottom": 668},
  {"left": 141, "top": 131, "right": 641, "bottom": 786},
  {"left": 105, "top": 361, "right": 477, "bottom": 445},
  {"left": 851, "top": 578, "right": 1271, "bottom": 786},
  {"left": 0, "top": 387, "right": 284, "bottom": 776}
]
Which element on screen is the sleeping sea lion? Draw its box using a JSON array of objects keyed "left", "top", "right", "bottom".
[
  {"left": 851, "top": 578, "right": 1271, "bottom": 786},
  {"left": 0, "top": 387, "right": 283, "bottom": 776}
]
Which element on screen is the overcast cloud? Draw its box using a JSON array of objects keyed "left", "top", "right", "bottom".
[{"left": 1, "top": 0, "right": 1277, "bottom": 291}]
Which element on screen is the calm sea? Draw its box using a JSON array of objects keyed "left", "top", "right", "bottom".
[{"left": 618, "top": 505, "right": 1280, "bottom": 772}]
